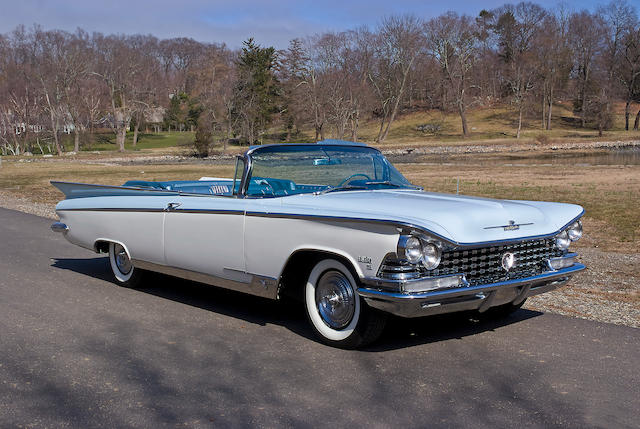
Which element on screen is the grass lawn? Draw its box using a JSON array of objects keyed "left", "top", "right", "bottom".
[
  {"left": 60, "top": 131, "right": 197, "bottom": 152},
  {"left": 353, "top": 102, "right": 640, "bottom": 148}
]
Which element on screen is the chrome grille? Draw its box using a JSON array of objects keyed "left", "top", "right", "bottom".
[
  {"left": 378, "top": 239, "right": 563, "bottom": 286},
  {"left": 433, "top": 239, "right": 562, "bottom": 286}
]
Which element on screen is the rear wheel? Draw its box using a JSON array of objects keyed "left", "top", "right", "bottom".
[
  {"left": 108, "top": 242, "right": 143, "bottom": 288},
  {"left": 305, "top": 259, "right": 386, "bottom": 349}
]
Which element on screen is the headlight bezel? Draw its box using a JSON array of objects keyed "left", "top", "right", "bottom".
[
  {"left": 567, "top": 220, "right": 583, "bottom": 241},
  {"left": 397, "top": 234, "right": 443, "bottom": 270},
  {"left": 397, "top": 235, "right": 424, "bottom": 264},
  {"left": 422, "top": 241, "right": 442, "bottom": 270},
  {"left": 555, "top": 230, "right": 571, "bottom": 250}
]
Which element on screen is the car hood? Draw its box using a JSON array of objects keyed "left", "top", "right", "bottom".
[{"left": 271, "top": 189, "right": 583, "bottom": 245}]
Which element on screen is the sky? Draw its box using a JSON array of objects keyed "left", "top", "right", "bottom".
[{"left": 0, "top": 0, "right": 616, "bottom": 49}]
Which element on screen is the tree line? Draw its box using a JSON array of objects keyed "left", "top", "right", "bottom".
[{"left": 1, "top": 1, "right": 639, "bottom": 156}]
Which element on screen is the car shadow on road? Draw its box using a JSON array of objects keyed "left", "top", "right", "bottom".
[{"left": 52, "top": 257, "right": 544, "bottom": 351}]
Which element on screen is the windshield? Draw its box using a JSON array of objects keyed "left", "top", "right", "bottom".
[{"left": 245, "top": 144, "right": 416, "bottom": 197}]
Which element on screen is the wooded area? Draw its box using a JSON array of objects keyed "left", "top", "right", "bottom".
[{"left": 0, "top": 0, "right": 639, "bottom": 155}]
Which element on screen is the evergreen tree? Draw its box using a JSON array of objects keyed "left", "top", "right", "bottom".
[{"left": 232, "top": 38, "right": 280, "bottom": 144}]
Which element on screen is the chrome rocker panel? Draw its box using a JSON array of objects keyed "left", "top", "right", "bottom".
[{"left": 358, "top": 263, "right": 585, "bottom": 318}]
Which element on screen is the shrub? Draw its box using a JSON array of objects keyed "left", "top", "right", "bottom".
[
  {"left": 194, "top": 120, "right": 212, "bottom": 157},
  {"left": 416, "top": 123, "right": 443, "bottom": 135},
  {"left": 535, "top": 133, "right": 550, "bottom": 145}
]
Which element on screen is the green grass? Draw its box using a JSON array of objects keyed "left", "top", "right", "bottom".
[{"left": 66, "top": 131, "right": 197, "bottom": 152}]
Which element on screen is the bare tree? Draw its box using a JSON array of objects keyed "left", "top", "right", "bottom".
[
  {"left": 368, "top": 15, "right": 423, "bottom": 142},
  {"left": 569, "top": 11, "right": 607, "bottom": 128},
  {"left": 93, "top": 34, "right": 141, "bottom": 152},
  {"left": 492, "top": 2, "right": 547, "bottom": 138},
  {"left": 597, "top": 1, "right": 640, "bottom": 130},
  {"left": 619, "top": 24, "right": 640, "bottom": 130},
  {"left": 426, "top": 12, "right": 477, "bottom": 137}
]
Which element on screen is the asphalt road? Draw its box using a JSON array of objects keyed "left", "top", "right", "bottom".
[{"left": 0, "top": 207, "right": 638, "bottom": 428}]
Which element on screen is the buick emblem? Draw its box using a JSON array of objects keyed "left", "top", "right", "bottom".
[{"left": 501, "top": 252, "right": 516, "bottom": 271}]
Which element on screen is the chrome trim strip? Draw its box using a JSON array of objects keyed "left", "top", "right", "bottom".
[
  {"left": 359, "top": 263, "right": 585, "bottom": 301},
  {"left": 484, "top": 222, "right": 534, "bottom": 230},
  {"left": 56, "top": 208, "right": 245, "bottom": 215},
  {"left": 50, "top": 222, "right": 69, "bottom": 233},
  {"left": 131, "top": 259, "right": 278, "bottom": 300},
  {"left": 58, "top": 208, "right": 166, "bottom": 213},
  {"left": 358, "top": 263, "right": 584, "bottom": 318},
  {"left": 56, "top": 207, "right": 585, "bottom": 248},
  {"left": 172, "top": 208, "right": 245, "bottom": 215},
  {"left": 50, "top": 181, "right": 238, "bottom": 199},
  {"left": 245, "top": 210, "right": 585, "bottom": 248}
]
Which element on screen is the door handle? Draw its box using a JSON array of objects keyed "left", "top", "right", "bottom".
[{"left": 166, "top": 202, "right": 181, "bottom": 211}]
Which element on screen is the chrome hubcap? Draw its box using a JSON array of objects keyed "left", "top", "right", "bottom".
[
  {"left": 114, "top": 244, "right": 132, "bottom": 274},
  {"left": 315, "top": 271, "right": 355, "bottom": 329}
]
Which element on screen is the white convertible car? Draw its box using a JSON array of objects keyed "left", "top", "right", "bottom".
[{"left": 51, "top": 140, "right": 585, "bottom": 348}]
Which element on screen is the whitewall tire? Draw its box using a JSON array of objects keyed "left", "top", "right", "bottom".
[
  {"left": 108, "top": 242, "right": 143, "bottom": 288},
  {"left": 305, "top": 259, "right": 386, "bottom": 348}
]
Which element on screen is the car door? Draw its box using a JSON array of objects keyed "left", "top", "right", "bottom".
[{"left": 163, "top": 195, "right": 248, "bottom": 283}]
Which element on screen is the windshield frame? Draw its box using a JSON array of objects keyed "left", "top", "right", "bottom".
[{"left": 238, "top": 143, "right": 416, "bottom": 198}]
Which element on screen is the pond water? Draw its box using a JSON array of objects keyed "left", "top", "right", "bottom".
[{"left": 388, "top": 147, "right": 640, "bottom": 167}]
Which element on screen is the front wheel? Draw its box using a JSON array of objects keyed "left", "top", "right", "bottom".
[
  {"left": 108, "top": 242, "right": 144, "bottom": 288},
  {"left": 305, "top": 259, "right": 386, "bottom": 349}
]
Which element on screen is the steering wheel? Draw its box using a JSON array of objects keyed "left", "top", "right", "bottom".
[{"left": 338, "top": 173, "right": 372, "bottom": 187}]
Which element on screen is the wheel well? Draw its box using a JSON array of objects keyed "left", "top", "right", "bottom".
[
  {"left": 277, "top": 250, "right": 359, "bottom": 302},
  {"left": 94, "top": 240, "right": 110, "bottom": 254}
]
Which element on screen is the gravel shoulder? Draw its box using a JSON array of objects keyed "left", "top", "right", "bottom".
[{"left": 525, "top": 248, "right": 640, "bottom": 328}]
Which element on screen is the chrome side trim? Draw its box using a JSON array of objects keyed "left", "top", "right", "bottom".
[
  {"left": 50, "top": 181, "right": 238, "bottom": 199},
  {"left": 50, "top": 222, "right": 69, "bottom": 233},
  {"left": 58, "top": 208, "right": 166, "bottom": 213},
  {"left": 174, "top": 208, "right": 245, "bottom": 215},
  {"left": 131, "top": 259, "right": 278, "bottom": 299},
  {"left": 57, "top": 208, "right": 245, "bottom": 215},
  {"left": 56, "top": 207, "right": 585, "bottom": 249},
  {"left": 358, "top": 263, "right": 585, "bottom": 318},
  {"left": 245, "top": 210, "right": 585, "bottom": 248}
]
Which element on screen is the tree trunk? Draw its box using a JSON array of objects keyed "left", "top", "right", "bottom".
[
  {"left": 351, "top": 112, "right": 359, "bottom": 142},
  {"left": 51, "top": 118, "right": 62, "bottom": 155},
  {"left": 379, "top": 91, "right": 405, "bottom": 143},
  {"left": 458, "top": 102, "right": 469, "bottom": 137},
  {"left": 117, "top": 127, "right": 126, "bottom": 152},
  {"left": 133, "top": 123, "right": 140, "bottom": 147},
  {"left": 376, "top": 114, "right": 387, "bottom": 142},
  {"left": 546, "top": 99, "right": 553, "bottom": 131},
  {"left": 634, "top": 108, "right": 640, "bottom": 131},
  {"left": 516, "top": 104, "right": 523, "bottom": 139},
  {"left": 625, "top": 101, "right": 631, "bottom": 131},
  {"left": 74, "top": 130, "right": 80, "bottom": 152}
]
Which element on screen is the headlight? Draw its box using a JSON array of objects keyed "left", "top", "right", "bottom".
[
  {"left": 567, "top": 220, "right": 583, "bottom": 241},
  {"left": 399, "top": 235, "right": 424, "bottom": 264},
  {"left": 555, "top": 231, "right": 570, "bottom": 250},
  {"left": 422, "top": 242, "right": 442, "bottom": 270},
  {"left": 398, "top": 235, "right": 442, "bottom": 269}
]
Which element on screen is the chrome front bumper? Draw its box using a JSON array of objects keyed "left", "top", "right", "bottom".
[{"left": 358, "top": 263, "right": 585, "bottom": 318}]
